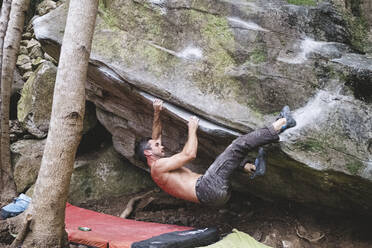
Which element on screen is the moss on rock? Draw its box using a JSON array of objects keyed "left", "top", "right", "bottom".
[
  {"left": 334, "top": 0, "right": 369, "bottom": 52},
  {"left": 248, "top": 47, "right": 268, "bottom": 64},
  {"left": 17, "top": 61, "right": 57, "bottom": 131},
  {"left": 287, "top": 0, "right": 317, "bottom": 6},
  {"left": 346, "top": 160, "right": 364, "bottom": 175}
]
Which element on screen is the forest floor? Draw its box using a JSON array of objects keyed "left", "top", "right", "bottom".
[
  {"left": 0, "top": 189, "right": 371, "bottom": 247},
  {"left": 77, "top": 189, "right": 372, "bottom": 248}
]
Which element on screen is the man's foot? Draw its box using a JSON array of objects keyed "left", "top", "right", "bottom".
[
  {"left": 250, "top": 147, "right": 266, "bottom": 179},
  {"left": 243, "top": 163, "right": 256, "bottom": 174},
  {"left": 278, "top": 105, "right": 296, "bottom": 132}
]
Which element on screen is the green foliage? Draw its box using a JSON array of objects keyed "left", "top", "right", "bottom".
[{"left": 287, "top": 0, "right": 317, "bottom": 6}]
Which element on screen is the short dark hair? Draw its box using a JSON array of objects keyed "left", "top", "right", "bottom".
[{"left": 135, "top": 137, "right": 151, "bottom": 164}]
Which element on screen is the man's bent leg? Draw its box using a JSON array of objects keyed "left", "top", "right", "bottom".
[
  {"left": 205, "top": 125, "right": 279, "bottom": 181},
  {"left": 195, "top": 125, "right": 279, "bottom": 206}
]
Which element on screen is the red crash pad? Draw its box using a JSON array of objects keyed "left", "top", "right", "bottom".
[{"left": 65, "top": 203, "right": 192, "bottom": 248}]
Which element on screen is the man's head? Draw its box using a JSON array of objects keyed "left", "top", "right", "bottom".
[{"left": 135, "top": 138, "right": 165, "bottom": 165}]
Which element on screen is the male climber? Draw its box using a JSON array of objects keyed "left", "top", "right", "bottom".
[{"left": 135, "top": 99, "right": 296, "bottom": 206}]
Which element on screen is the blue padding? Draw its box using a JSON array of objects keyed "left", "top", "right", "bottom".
[{"left": 1, "top": 194, "right": 31, "bottom": 219}]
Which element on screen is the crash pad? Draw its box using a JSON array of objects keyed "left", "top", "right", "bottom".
[
  {"left": 199, "top": 229, "right": 271, "bottom": 248},
  {"left": 65, "top": 203, "right": 192, "bottom": 248},
  {"left": 132, "top": 227, "right": 219, "bottom": 248}
]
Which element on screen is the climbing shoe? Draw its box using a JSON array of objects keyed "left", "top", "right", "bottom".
[
  {"left": 250, "top": 147, "right": 266, "bottom": 179},
  {"left": 277, "top": 105, "right": 296, "bottom": 132}
]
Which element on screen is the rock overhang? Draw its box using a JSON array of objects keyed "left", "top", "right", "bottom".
[{"left": 31, "top": 0, "right": 372, "bottom": 212}]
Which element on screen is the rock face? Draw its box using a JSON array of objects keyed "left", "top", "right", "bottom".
[
  {"left": 11, "top": 139, "right": 46, "bottom": 193},
  {"left": 11, "top": 139, "right": 154, "bottom": 204},
  {"left": 32, "top": 0, "right": 372, "bottom": 212},
  {"left": 36, "top": 0, "right": 57, "bottom": 16},
  {"left": 17, "top": 61, "right": 97, "bottom": 137},
  {"left": 69, "top": 144, "right": 155, "bottom": 204},
  {"left": 17, "top": 61, "right": 57, "bottom": 137}
]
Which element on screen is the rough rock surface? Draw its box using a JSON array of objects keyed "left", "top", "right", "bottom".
[
  {"left": 17, "top": 61, "right": 98, "bottom": 137},
  {"left": 11, "top": 139, "right": 154, "bottom": 204},
  {"left": 69, "top": 144, "right": 155, "bottom": 205},
  {"left": 36, "top": 0, "right": 57, "bottom": 16},
  {"left": 17, "top": 61, "right": 57, "bottom": 137},
  {"left": 32, "top": 0, "right": 372, "bottom": 211},
  {"left": 11, "top": 139, "right": 46, "bottom": 193}
]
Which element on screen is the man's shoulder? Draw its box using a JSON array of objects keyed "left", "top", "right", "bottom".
[
  {"left": 151, "top": 156, "right": 179, "bottom": 173},
  {"left": 151, "top": 160, "right": 169, "bottom": 181},
  {"left": 152, "top": 157, "right": 170, "bottom": 170}
]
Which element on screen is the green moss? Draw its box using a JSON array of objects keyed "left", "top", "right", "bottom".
[
  {"left": 92, "top": 31, "right": 123, "bottom": 61},
  {"left": 98, "top": 2, "right": 120, "bottom": 31},
  {"left": 17, "top": 73, "right": 35, "bottom": 122},
  {"left": 98, "top": 0, "right": 108, "bottom": 9},
  {"left": 348, "top": 17, "right": 368, "bottom": 52},
  {"left": 287, "top": 0, "right": 317, "bottom": 6},
  {"left": 190, "top": 1, "right": 210, "bottom": 12},
  {"left": 248, "top": 47, "right": 267, "bottom": 64},
  {"left": 139, "top": 44, "right": 174, "bottom": 77},
  {"left": 336, "top": 1, "right": 369, "bottom": 52},
  {"left": 112, "top": 1, "right": 164, "bottom": 41},
  {"left": 295, "top": 139, "right": 324, "bottom": 152},
  {"left": 197, "top": 12, "right": 235, "bottom": 69},
  {"left": 188, "top": 10, "right": 243, "bottom": 101},
  {"left": 346, "top": 161, "right": 363, "bottom": 175}
]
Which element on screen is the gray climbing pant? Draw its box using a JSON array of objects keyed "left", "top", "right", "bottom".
[{"left": 195, "top": 125, "right": 279, "bottom": 206}]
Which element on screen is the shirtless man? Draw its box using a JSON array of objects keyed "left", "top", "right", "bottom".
[{"left": 135, "top": 99, "right": 296, "bottom": 206}]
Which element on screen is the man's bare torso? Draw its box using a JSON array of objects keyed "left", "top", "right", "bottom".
[{"left": 151, "top": 162, "right": 201, "bottom": 203}]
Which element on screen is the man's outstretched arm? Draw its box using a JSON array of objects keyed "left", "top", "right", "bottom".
[
  {"left": 155, "top": 116, "right": 199, "bottom": 172},
  {"left": 181, "top": 116, "right": 199, "bottom": 159},
  {"left": 152, "top": 99, "right": 163, "bottom": 140}
]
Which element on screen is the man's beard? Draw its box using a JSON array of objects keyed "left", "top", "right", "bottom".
[{"left": 153, "top": 152, "right": 165, "bottom": 158}]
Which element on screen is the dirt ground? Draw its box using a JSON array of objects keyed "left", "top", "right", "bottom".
[
  {"left": 1, "top": 189, "right": 371, "bottom": 247},
  {"left": 77, "top": 189, "right": 372, "bottom": 248}
]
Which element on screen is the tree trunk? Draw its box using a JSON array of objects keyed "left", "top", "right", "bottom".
[
  {"left": 22, "top": 0, "right": 98, "bottom": 246},
  {"left": 0, "top": 0, "right": 11, "bottom": 197},
  {"left": 0, "top": 0, "right": 11, "bottom": 69},
  {"left": 0, "top": 0, "right": 29, "bottom": 202}
]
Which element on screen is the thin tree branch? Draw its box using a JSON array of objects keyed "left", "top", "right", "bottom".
[
  {"left": 120, "top": 190, "right": 156, "bottom": 218},
  {"left": 10, "top": 213, "right": 32, "bottom": 248}
]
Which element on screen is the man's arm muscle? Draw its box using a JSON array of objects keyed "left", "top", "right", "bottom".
[
  {"left": 153, "top": 116, "right": 199, "bottom": 173},
  {"left": 152, "top": 99, "right": 163, "bottom": 140},
  {"left": 154, "top": 152, "right": 195, "bottom": 173}
]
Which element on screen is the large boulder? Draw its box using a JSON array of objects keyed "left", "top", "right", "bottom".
[
  {"left": 32, "top": 0, "right": 372, "bottom": 212},
  {"left": 69, "top": 144, "right": 155, "bottom": 204},
  {"left": 11, "top": 139, "right": 46, "bottom": 193},
  {"left": 17, "top": 61, "right": 97, "bottom": 137},
  {"left": 36, "top": 0, "right": 57, "bottom": 16},
  {"left": 17, "top": 61, "right": 57, "bottom": 138},
  {"left": 11, "top": 139, "right": 154, "bottom": 204}
]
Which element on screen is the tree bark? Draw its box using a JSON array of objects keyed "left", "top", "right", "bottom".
[
  {"left": 22, "top": 0, "right": 98, "bottom": 246},
  {"left": 10, "top": 213, "right": 32, "bottom": 248},
  {"left": 0, "top": 0, "right": 28, "bottom": 202},
  {"left": 0, "top": 0, "right": 11, "bottom": 197}
]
